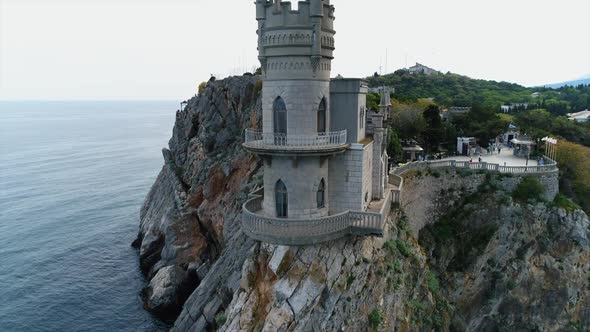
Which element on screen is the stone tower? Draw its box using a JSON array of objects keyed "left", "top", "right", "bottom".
[{"left": 246, "top": 0, "right": 346, "bottom": 219}]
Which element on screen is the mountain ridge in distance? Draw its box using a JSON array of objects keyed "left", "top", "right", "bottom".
[{"left": 543, "top": 74, "right": 590, "bottom": 89}]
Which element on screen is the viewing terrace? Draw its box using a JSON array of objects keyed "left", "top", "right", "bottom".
[{"left": 243, "top": 129, "right": 349, "bottom": 156}]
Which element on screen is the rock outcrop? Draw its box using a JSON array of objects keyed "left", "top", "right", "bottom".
[
  {"left": 416, "top": 172, "right": 590, "bottom": 330},
  {"left": 133, "top": 75, "right": 262, "bottom": 321},
  {"left": 135, "top": 75, "right": 590, "bottom": 331}
]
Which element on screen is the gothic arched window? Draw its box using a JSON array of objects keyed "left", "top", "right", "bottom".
[
  {"left": 317, "top": 179, "right": 326, "bottom": 209},
  {"left": 317, "top": 97, "right": 326, "bottom": 133},
  {"left": 273, "top": 97, "right": 287, "bottom": 135},
  {"left": 275, "top": 180, "right": 288, "bottom": 218}
]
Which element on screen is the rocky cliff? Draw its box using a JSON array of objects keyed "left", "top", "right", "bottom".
[
  {"left": 135, "top": 76, "right": 590, "bottom": 331},
  {"left": 132, "top": 75, "right": 262, "bottom": 321}
]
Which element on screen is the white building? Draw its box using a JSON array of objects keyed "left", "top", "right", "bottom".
[
  {"left": 242, "top": 0, "right": 394, "bottom": 245},
  {"left": 567, "top": 110, "right": 590, "bottom": 122},
  {"left": 457, "top": 137, "right": 477, "bottom": 156},
  {"left": 407, "top": 63, "right": 440, "bottom": 76},
  {"left": 501, "top": 103, "right": 529, "bottom": 113}
]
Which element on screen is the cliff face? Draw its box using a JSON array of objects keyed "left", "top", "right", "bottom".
[
  {"left": 133, "top": 75, "right": 262, "bottom": 320},
  {"left": 412, "top": 172, "right": 590, "bottom": 330},
  {"left": 136, "top": 76, "right": 590, "bottom": 331}
]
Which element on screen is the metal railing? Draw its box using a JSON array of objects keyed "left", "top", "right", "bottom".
[
  {"left": 244, "top": 129, "right": 347, "bottom": 150},
  {"left": 241, "top": 194, "right": 385, "bottom": 245}
]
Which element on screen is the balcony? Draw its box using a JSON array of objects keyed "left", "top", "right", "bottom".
[
  {"left": 241, "top": 190, "right": 390, "bottom": 246},
  {"left": 243, "top": 129, "right": 348, "bottom": 156}
]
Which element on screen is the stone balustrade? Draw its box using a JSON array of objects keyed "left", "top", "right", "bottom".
[
  {"left": 243, "top": 129, "right": 348, "bottom": 153},
  {"left": 242, "top": 193, "right": 386, "bottom": 246},
  {"left": 392, "top": 157, "right": 558, "bottom": 176},
  {"left": 389, "top": 156, "right": 559, "bottom": 208}
]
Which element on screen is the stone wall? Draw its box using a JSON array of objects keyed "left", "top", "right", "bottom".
[
  {"left": 263, "top": 156, "right": 329, "bottom": 219},
  {"left": 329, "top": 78, "right": 367, "bottom": 143},
  {"left": 401, "top": 169, "right": 559, "bottom": 235},
  {"left": 328, "top": 142, "right": 373, "bottom": 214},
  {"left": 262, "top": 80, "right": 330, "bottom": 135}
]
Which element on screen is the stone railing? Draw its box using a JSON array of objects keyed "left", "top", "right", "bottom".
[
  {"left": 242, "top": 194, "right": 385, "bottom": 246},
  {"left": 389, "top": 173, "right": 403, "bottom": 204},
  {"left": 389, "top": 157, "right": 558, "bottom": 206},
  {"left": 392, "top": 157, "right": 558, "bottom": 176},
  {"left": 243, "top": 129, "right": 347, "bottom": 151}
]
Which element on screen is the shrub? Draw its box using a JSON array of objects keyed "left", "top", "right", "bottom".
[
  {"left": 387, "top": 260, "right": 402, "bottom": 273},
  {"left": 346, "top": 275, "right": 356, "bottom": 288},
  {"left": 458, "top": 169, "right": 473, "bottom": 178},
  {"left": 198, "top": 81, "right": 207, "bottom": 95},
  {"left": 506, "top": 280, "right": 516, "bottom": 290},
  {"left": 395, "top": 240, "right": 411, "bottom": 257},
  {"left": 512, "top": 176, "right": 544, "bottom": 202},
  {"left": 427, "top": 271, "right": 440, "bottom": 293},
  {"left": 383, "top": 240, "right": 396, "bottom": 255},
  {"left": 553, "top": 194, "right": 581, "bottom": 212},
  {"left": 398, "top": 215, "right": 408, "bottom": 230},
  {"left": 368, "top": 309, "right": 383, "bottom": 330},
  {"left": 215, "top": 312, "right": 227, "bottom": 327},
  {"left": 253, "top": 79, "right": 263, "bottom": 96}
]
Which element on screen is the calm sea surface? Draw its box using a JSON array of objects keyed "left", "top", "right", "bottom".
[{"left": 0, "top": 101, "right": 178, "bottom": 331}]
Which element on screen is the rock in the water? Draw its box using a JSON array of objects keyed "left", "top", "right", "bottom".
[{"left": 143, "top": 266, "right": 192, "bottom": 320}]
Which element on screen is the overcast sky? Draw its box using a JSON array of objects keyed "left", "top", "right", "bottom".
[{"left": 0, "top": 0, "right": 589, "bottom": 100}]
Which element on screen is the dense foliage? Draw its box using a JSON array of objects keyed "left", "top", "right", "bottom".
[
  {"left": 368, "top": 70, "right": 590, "bottom": 113},
  {"left": 514, "top": 109, "right": 590, "bottom": 146},
  {"left": 554, "top": 141, "right": 590, "bottom": 214},
  {"left": 512, "top": 176, "right": 545, "bottom": 203}
]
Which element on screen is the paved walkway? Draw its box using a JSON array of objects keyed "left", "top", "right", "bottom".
[{"left": 440, "top": 148, "right": 539, "bottom": 167}]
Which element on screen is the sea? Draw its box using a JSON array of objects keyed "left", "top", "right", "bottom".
[{"left": 0, "top": 101, "right": 179, "bottom": 332}]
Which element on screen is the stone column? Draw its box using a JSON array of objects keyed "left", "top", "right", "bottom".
[{"left": 372, "top": 114, "right": 385, "bottom": 200}]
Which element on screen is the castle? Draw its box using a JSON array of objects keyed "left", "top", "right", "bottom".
[{"left": 242, "top": 0, "right": 396, "bottom": 245}]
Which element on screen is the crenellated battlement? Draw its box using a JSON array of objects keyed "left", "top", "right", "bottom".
[
  {"left": 256, "top": 0, "right": 335, "bottom": 25},
  {"left": 256, "top": 0, "right": 336, "bottom": 80}
]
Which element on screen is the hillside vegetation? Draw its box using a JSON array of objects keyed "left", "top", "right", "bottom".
[
  {"left": 372, "top": 70, "right": 590, "bottom": 214},
  {"left": 368, "top": 70, "right": 590, "bottom": 113}
]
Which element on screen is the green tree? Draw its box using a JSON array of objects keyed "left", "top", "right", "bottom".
[
  {"left": 422, "top": 105, "right": 445, "bottom": 153},
  {"left": 388, "top": 130, "right": 403, "bottom": 162},
  {"left": 392, "top": 103, "right": 427, "bottom": 139},
  {"left": 366, "top": 93, "right": 380, "bottom": 110},
  {"left": 555, "top": 140, "right": 590, "bottom": 213},
  {"left": 453, "top": 104, "right": 508, "bottom": 148}
]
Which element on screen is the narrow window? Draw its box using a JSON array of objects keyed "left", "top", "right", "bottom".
[
  {"left": 360, "top": 106, "right": 365, "bottom": 129},
  {"left": 273, "top": 97, "right": 287, "bottom": 135},
  {"left": 317, "top": 98, "right": 326, "bottom": 133},
  {"left": 275, "top": 180, "right": 288, "bottom": 218},
  {"left": 316, "top": 179, "right": 326, "bottom": 209}
]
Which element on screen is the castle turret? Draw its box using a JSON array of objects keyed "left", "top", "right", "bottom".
[
  {"left": 242, "top": 1, "right": 394, "bottom": 246},
  {"left": 244, "top": 0, "right": 345, "bottom": 220}
]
